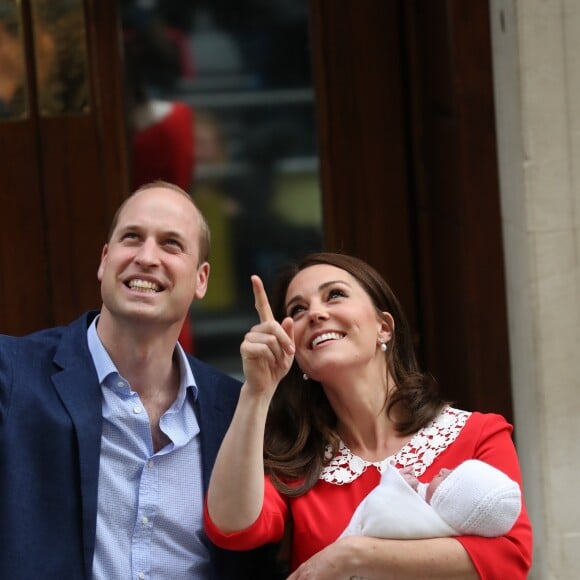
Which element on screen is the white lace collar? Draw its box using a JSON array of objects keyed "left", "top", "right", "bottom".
[{"left": 320, "top": 406, "right": 470, "bottom": 485}]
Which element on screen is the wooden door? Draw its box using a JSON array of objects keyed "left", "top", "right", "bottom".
[{"left": 0, "top": 0, "right": 129, "bottom": 335}]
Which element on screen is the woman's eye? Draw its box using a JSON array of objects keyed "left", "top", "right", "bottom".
[
  {"left": 288, "top": 304, "right": 305, "bottom": 318},
  {"left": 328, "top": 288, "right": 346, "bottom": 299}
]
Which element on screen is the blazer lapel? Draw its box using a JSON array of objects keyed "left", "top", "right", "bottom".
[
  {"left": 52, "top": 313, "right": 103, "bottom": 580},
  {"left": 191, "top": 358, "right": 240, "bottom": 493}
]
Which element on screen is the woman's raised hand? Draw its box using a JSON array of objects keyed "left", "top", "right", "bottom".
[{"left": 241, "top": 275, "right": 295, "bottom": 396}]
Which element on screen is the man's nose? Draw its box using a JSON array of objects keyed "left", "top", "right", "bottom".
[{"left": 134, "top": 238, "right": 160, "bottom": 266}]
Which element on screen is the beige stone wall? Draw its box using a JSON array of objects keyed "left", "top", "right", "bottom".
[{"left": 490, "top": 1, "right": 580, "bottom": 578}]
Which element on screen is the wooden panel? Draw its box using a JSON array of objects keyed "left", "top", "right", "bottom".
[
  {"left": 0, "top": 0, "right": 129, "bottom": 334},
  {"left": 0, "top": 120, "right": 52, "bottom": 334},
  {"left": 37, "top": 0, "right": 129, "bottom": 325},
  {"left": 85, "top": 0, "right": 130, "bottom": 216},
  {"left": 405, "top": 0, "right": 513, "bottom": 417},
  {"left": 309, "top": 0, "right": 512, "bottom": 419},
  {"left": 0, "top": 1, "right": 51, "bottom": 335},
  {"left": 309, "top": 0, "right": 419, "bottom": 333},
  {"left": 38, "top": 115, "right": 111, "bottom": 320}
]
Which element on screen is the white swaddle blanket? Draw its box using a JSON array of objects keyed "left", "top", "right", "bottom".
[{"left": 340, "top": 462, "right": 457, "bottom": 539}]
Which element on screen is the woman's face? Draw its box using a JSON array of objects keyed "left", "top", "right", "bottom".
[{"left": 284, "top": 264, "right": 391, "bottom": 382}]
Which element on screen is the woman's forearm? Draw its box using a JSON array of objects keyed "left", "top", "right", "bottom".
[
  {"left": 288, "top": 536, "right": 479, "bottom": 580},
  {"left": 206, "top": 384, "right": 272, "bottom": 532},
  {"left": 208, "top": 276, "right": 295, "bottom": 532},
  {"left": 349, "top": 536, "right": 478, "bottom": 579}
]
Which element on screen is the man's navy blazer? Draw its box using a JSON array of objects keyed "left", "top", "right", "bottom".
[{"left": 0, "top": 311, "right": 281, "bottom": 579}]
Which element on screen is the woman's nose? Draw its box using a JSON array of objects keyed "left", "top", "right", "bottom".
[{"left": 308, "top": 304, "right": 329, "bottom": 322}]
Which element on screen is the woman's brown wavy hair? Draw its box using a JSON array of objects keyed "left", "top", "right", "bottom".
[{"left": 264, "top": 252, "right": 446, "bottom": 497}]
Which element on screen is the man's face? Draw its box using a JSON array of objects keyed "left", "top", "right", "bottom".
[{"left": 97, "top": 187, "right": 209, "bottom": 328}]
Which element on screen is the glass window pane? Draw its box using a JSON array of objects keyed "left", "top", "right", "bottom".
[
  {"left": 31, "top": 0, "right": 91, "bottom": 116},
  {"left": 120, "top": 0, "right": 323, "bottom": 377},
  {"left": 0, "top": 0, "right": 28, "bottom": 120}
]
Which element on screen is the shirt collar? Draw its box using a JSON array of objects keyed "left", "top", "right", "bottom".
[{"left": 87, "top": 315, "right": 198, "bottom": 401}]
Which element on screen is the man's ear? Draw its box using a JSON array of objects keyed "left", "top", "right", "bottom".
[
  {"left": 193, "top": 262, "right": 210, "bottom": 299},
  {"left": 97, "top": 244, "right": 108, "bottom": 281}
]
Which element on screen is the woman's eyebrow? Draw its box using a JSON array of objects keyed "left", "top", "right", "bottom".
[
  {"left": 318, "top": 280, "right": 352, "bottom": 291},
  {"left": 285, "top": 280, "right": 353, "bottom": 310}
]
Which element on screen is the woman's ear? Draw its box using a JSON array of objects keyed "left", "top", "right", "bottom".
[{"left": 379, "top": 312, "right": 394, "bottom": 343}]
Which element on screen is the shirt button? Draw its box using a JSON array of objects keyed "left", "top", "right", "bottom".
[
  {"left": 138, "top": 573, "right": 145, "bottom": 580},
  {"left": 116, "top": 380, "right": 124, "bottom": 388},
  {"left": 133, "top": 406, "right": 142, "bottom": 414},
  {"left": 141, "top": 516, "right": 149, "bottom": 525},
  {"left": 147, "top": 459, "right": 154, "bottom": 468}
]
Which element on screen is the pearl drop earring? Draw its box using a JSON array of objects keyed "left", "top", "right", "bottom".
[
  {"left": 302, "top": 373, "right": 309, "bottom": 381},
  {"left": 380, "top": 341, "right": 388, "bottom": 352}
]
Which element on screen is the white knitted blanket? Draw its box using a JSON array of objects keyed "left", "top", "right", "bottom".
[{"left": 339, "top": 462, "right": 457, "bottom": 539}]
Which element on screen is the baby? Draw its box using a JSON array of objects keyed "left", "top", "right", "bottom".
[{"left": 341, "top": 459, "right": 522, "bottom": 539}]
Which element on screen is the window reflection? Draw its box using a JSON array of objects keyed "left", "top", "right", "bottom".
[
  {"left": 0, "top": 0, "right": 28, "bottom": 120},
  {"left": 31, "top": 0, "right": 90, "bottom": 116},
  {"left": 120, "top": 0, "right": 323, "bottom": 377}
]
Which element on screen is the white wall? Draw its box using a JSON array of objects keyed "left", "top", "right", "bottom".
[{"left": 490, "top": 1, "right": 580, "bottom": 578}]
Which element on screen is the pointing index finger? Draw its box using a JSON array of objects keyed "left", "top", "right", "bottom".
[{"left": 251, "top": 275, "right": 275, "bottom": 322}]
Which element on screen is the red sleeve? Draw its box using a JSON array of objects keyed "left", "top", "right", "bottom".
[
  {"left": 203, "top": 476, "right": 288, "bottom": 550},
  {"left": 435, "top": 413, "right": 533, "bottom": 579}
]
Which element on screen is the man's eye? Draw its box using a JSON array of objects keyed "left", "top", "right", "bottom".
[
  {"left": 121, "top": 232, "right": 139, "bottom": 241},
  {"left": 164, "top": 239, "right": 183, "bottom": 250}
]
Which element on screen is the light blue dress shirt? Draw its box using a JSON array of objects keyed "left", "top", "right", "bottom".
[{"left": 88, "top": 318, "right": 211, "bottom": 579}]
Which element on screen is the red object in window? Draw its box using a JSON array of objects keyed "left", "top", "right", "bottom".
[{"left": 178, "top": 316, "right": 194, "bottom": 355}]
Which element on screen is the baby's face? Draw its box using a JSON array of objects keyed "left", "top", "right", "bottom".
[{"left": 426, "top": 467, "right": 452, "bottom": 503}]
